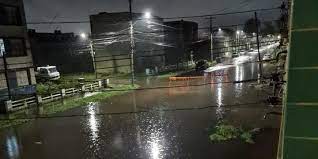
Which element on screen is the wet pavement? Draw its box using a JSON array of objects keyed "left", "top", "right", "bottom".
[{"left": 0, "top": 44, "right": 281, "bottom": 159}]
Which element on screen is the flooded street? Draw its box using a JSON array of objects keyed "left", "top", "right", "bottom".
[{"left": 0, "top": 46, "right": 281, "bottom": 159}]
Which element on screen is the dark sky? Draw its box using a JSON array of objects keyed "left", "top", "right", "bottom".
[{"left": 24, "top": 0, "right": 282, "bottom": 34}]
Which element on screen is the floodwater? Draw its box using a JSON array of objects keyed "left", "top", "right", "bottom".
[{"left": 0, "top": 45, "right": 281, "bottom": 159}]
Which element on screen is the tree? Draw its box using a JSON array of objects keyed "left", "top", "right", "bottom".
[
  {"left": 261, "top": 22, "right": 276, "bottom": 35},
  {"left": 243, "top": 18, "right": 261, "bottom": 34}
]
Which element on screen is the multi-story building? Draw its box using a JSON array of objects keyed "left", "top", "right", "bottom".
[
  {"left": 0, "top": 0, "right": 36, "bottom": 105},
  {"left": 90, "top": 12, "right": 165, "bottom": 74},
  {"left": 164, "top": 20, "right": 198, "bottom": 66},
  {"left": 28, "top": 29, "right": 94, "bottom": 74},
  {"left": 192, "top": 28, "right": 236, "bottom": 61}
]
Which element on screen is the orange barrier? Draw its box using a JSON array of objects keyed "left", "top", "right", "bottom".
[{"left": 169, "top": 76, "right": 205, "bottom": 81}]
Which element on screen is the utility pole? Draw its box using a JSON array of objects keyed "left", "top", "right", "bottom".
[
  {"left": 254, "top": 12, "right": 263, "bottom": 79},
  {"left": 209, "top": 17, "right": 214, "bottom": 62},
  {"left": 129, "top": 0, "right": 135, "bottom": 86},
  {"left": 89, "top": 40, "right": 97, "bottom": 79}
]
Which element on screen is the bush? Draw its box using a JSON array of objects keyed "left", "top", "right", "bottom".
[{"left": 209, "top": 121, "right": 255, "bottom": 144}]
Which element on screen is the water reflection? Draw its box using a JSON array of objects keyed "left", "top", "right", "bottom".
[
  {"left": 235, "top": 65, "right": 244, "bottom": 97},
  {"left": 217, "top": 84, "right": 222, "bottom": 106},
  {"left": 5, "top": 134, "right": 20, "bottom": 159},
  {"left": 148, "top": 133, "right": 164, "bottom": 159},
  {"left": 86, "top": 102, "right": 100, "bottom": 145},
  {"left": 216, "top": 80, "right": 225, "bottom": 120}
]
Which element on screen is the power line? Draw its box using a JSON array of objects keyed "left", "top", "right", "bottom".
[{"left": 0, "top": 102, "right": 275, "bottom": 121}]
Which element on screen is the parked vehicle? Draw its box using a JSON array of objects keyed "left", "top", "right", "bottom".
[
  {"left": 195, "top": 60, "right": 209, "bottom": 71},
  {"left": 263, "top": 54, "right": 272, "bottom": 61},
  {"left": 35, "top": 66, "right": 60, "bottom": 81}
]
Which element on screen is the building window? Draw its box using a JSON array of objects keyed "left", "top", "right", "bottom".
[
  {"left": 0, "top": 38, "right": 27, "bottom": 57},
  {"left": 0, "top": 5, "right": 21, "bottom": 25}
]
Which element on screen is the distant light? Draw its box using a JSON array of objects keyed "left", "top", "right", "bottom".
[
  {"left": 144, "top": 11, "right": 152, "bottom": 19},
  {"left": 278, "top": 35, "right": 281, "bottom": 39},
  {"left": 236, "top": 31, "right": 240, "bottom": 35},
  {"left": 218, "top": 28, "right": 222, "bottom": 31},
  {"left": 252, "top": 32, "right": 256, "bottom": 36},
  {"left": 80, "top": 33, "right": 87, "bottom": 39}
]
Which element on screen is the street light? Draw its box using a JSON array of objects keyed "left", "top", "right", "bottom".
[
  {"left": 80, "top": 33, "right": 87, "bottom": 39},
  {"left": 144, "top": 11, "right": 152, "bottom": 19},
  {"left": 80, "top": 32, "right": 97, "bottom": 79},
  {"left": 218, "top": 28, "right": 222, "bottom": 32}
]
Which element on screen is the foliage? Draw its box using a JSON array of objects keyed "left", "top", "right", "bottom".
[
  {"left": 261, "top": 21, "right": 277, "bottom": 35},
  {"left": 0, "top": 119, "right": 33, "bottom": 129},
  {"left": 1, "top": 84, "right": 138, "bottom": 129},
  {"left": 243, "top": 18, "right": 261, "bottom": 34},
  {"left": 209, "top": 121, "right": 255, "bottom": 144},
  {"left": 40, "top": 84, "right": 138, "bottom": 115}
]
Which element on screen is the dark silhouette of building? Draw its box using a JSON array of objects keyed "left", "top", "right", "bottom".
[
  {"left": 28, "top": 30, "right": 94, "bottom": 74},
  {"left": 0, "top": 0, "right": 36, "bottom": 105},
  {"left": 192, "top": 28, "right": 236, "bottom": 61},
  {"left": 164, "top": 20, "right": 198, "bottom": 65},
  {"left": 90, "top": 12, "right": 165, "bottom": 74}
]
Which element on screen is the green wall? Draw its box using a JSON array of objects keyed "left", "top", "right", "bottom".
[{"left": 283, "top": 0, "right": 318, "bottom": 159}]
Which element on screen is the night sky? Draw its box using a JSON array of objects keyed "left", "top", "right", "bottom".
[{"left": 24, "top": 0, "right": 282, "bottom": 34}]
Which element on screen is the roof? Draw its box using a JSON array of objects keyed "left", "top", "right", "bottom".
[{"left": 37, "top": 66, "right": 57, "bottom": 69}]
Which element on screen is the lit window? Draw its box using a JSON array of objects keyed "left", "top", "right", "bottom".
[{"left": 0, "top": 38, "right": 27, "bottom": 57}]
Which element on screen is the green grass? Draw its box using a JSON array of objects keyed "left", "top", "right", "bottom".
[
  {"left": 0, "top": 84, "right": 138, "bottom": 129},
  {"left": 0, "top": 119, "right": 33, "bottom": 129},
  {"left": 209, "top": 121, "right": 255, "bottom": 144},
  {"left": 40, "top": 84, "right": 138, "bottom": 115}
]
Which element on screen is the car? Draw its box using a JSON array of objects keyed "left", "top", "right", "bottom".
[
  {"left": 263, "top": 54, "right": 272, "bottom": 61},
  {"left": 195, "top": 60, "right": 209, "bottom": 71},
  {"left": 35, "top": 65, "right": 60, "bottom": 81}
]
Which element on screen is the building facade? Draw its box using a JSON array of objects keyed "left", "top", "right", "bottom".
[
  {"left": 164, "top": 20, "right": 198, "bottom": 66},
  {"left": 90, "top": 12, "right": 165, "bottom": 75},
  {"left": 0, "top": 0, "right": 36, "bottom": 105},
  {"left": 28, "top": 30, "right": 94, "bottom": 74}
]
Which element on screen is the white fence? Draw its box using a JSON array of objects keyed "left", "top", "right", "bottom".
[{"left": 5, "top": 80, "right": 104, "bottom": 113}]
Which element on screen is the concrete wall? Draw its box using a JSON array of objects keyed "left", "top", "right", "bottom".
[{"left": 282, "top": 0, "right": 318, "bottom": 158}]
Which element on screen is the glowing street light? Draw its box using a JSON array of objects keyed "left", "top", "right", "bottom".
[
  {"left": 80, "top": 33, "right": 87, "bottom": 39},
  {"left": 144, "top": 11, "right": 152, "bottom": 19},
  {"left": 278, "top": 35, "right": 281, "bottom": 39},
  {"left": 236, "top": 30, "right": 240, "bottom": 35},
  {"left": 218, "top": 28, "right": 222, "bottom": 32}
]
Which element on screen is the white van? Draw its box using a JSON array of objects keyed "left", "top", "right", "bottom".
[{"left": 36, "top": 66, "right": 60, "bottom": 80}]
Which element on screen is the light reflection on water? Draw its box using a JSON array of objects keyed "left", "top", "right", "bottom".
[
  {"left": 235, "top": 65, "right": 244, "bottom": 97},
  {"left": 6, "top": 134, "right": 20, "bottom": 159},
  {"left": 85, "top": 102, "right": 101, "bottom": 148},
  {"left": 148, "top": 133, "right": 164, "bottom": 159},
  {"left": 216, "top": 79, "right": 224, "bottom": 120}
]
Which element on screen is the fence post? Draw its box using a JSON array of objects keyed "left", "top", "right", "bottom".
[
  {"left": 61, "top": 89, "right": 66, "bottom": 98},
  {"left": 24, "top": 99, "right": 28, "bottom": 108},
  {"left": 81, "top": 85, "right": 86, "bottom": 92},
  {"left": 90, "top": 84, "right": 93, "bottom": 90},
  {"left": 5, "top": 100, "right": 12, "bottom": 113},
  {"left": 103, "top": 79, "right": 110, "bottom": 88},
  {"left": 98, "top": 80, "right": 102, "bottom": 88},
  {"left": 50, "top": 94, "right": 53, "bottom": 101},
  {"left": 36, "top": 95, "right": 43, "bottom": 105}
]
